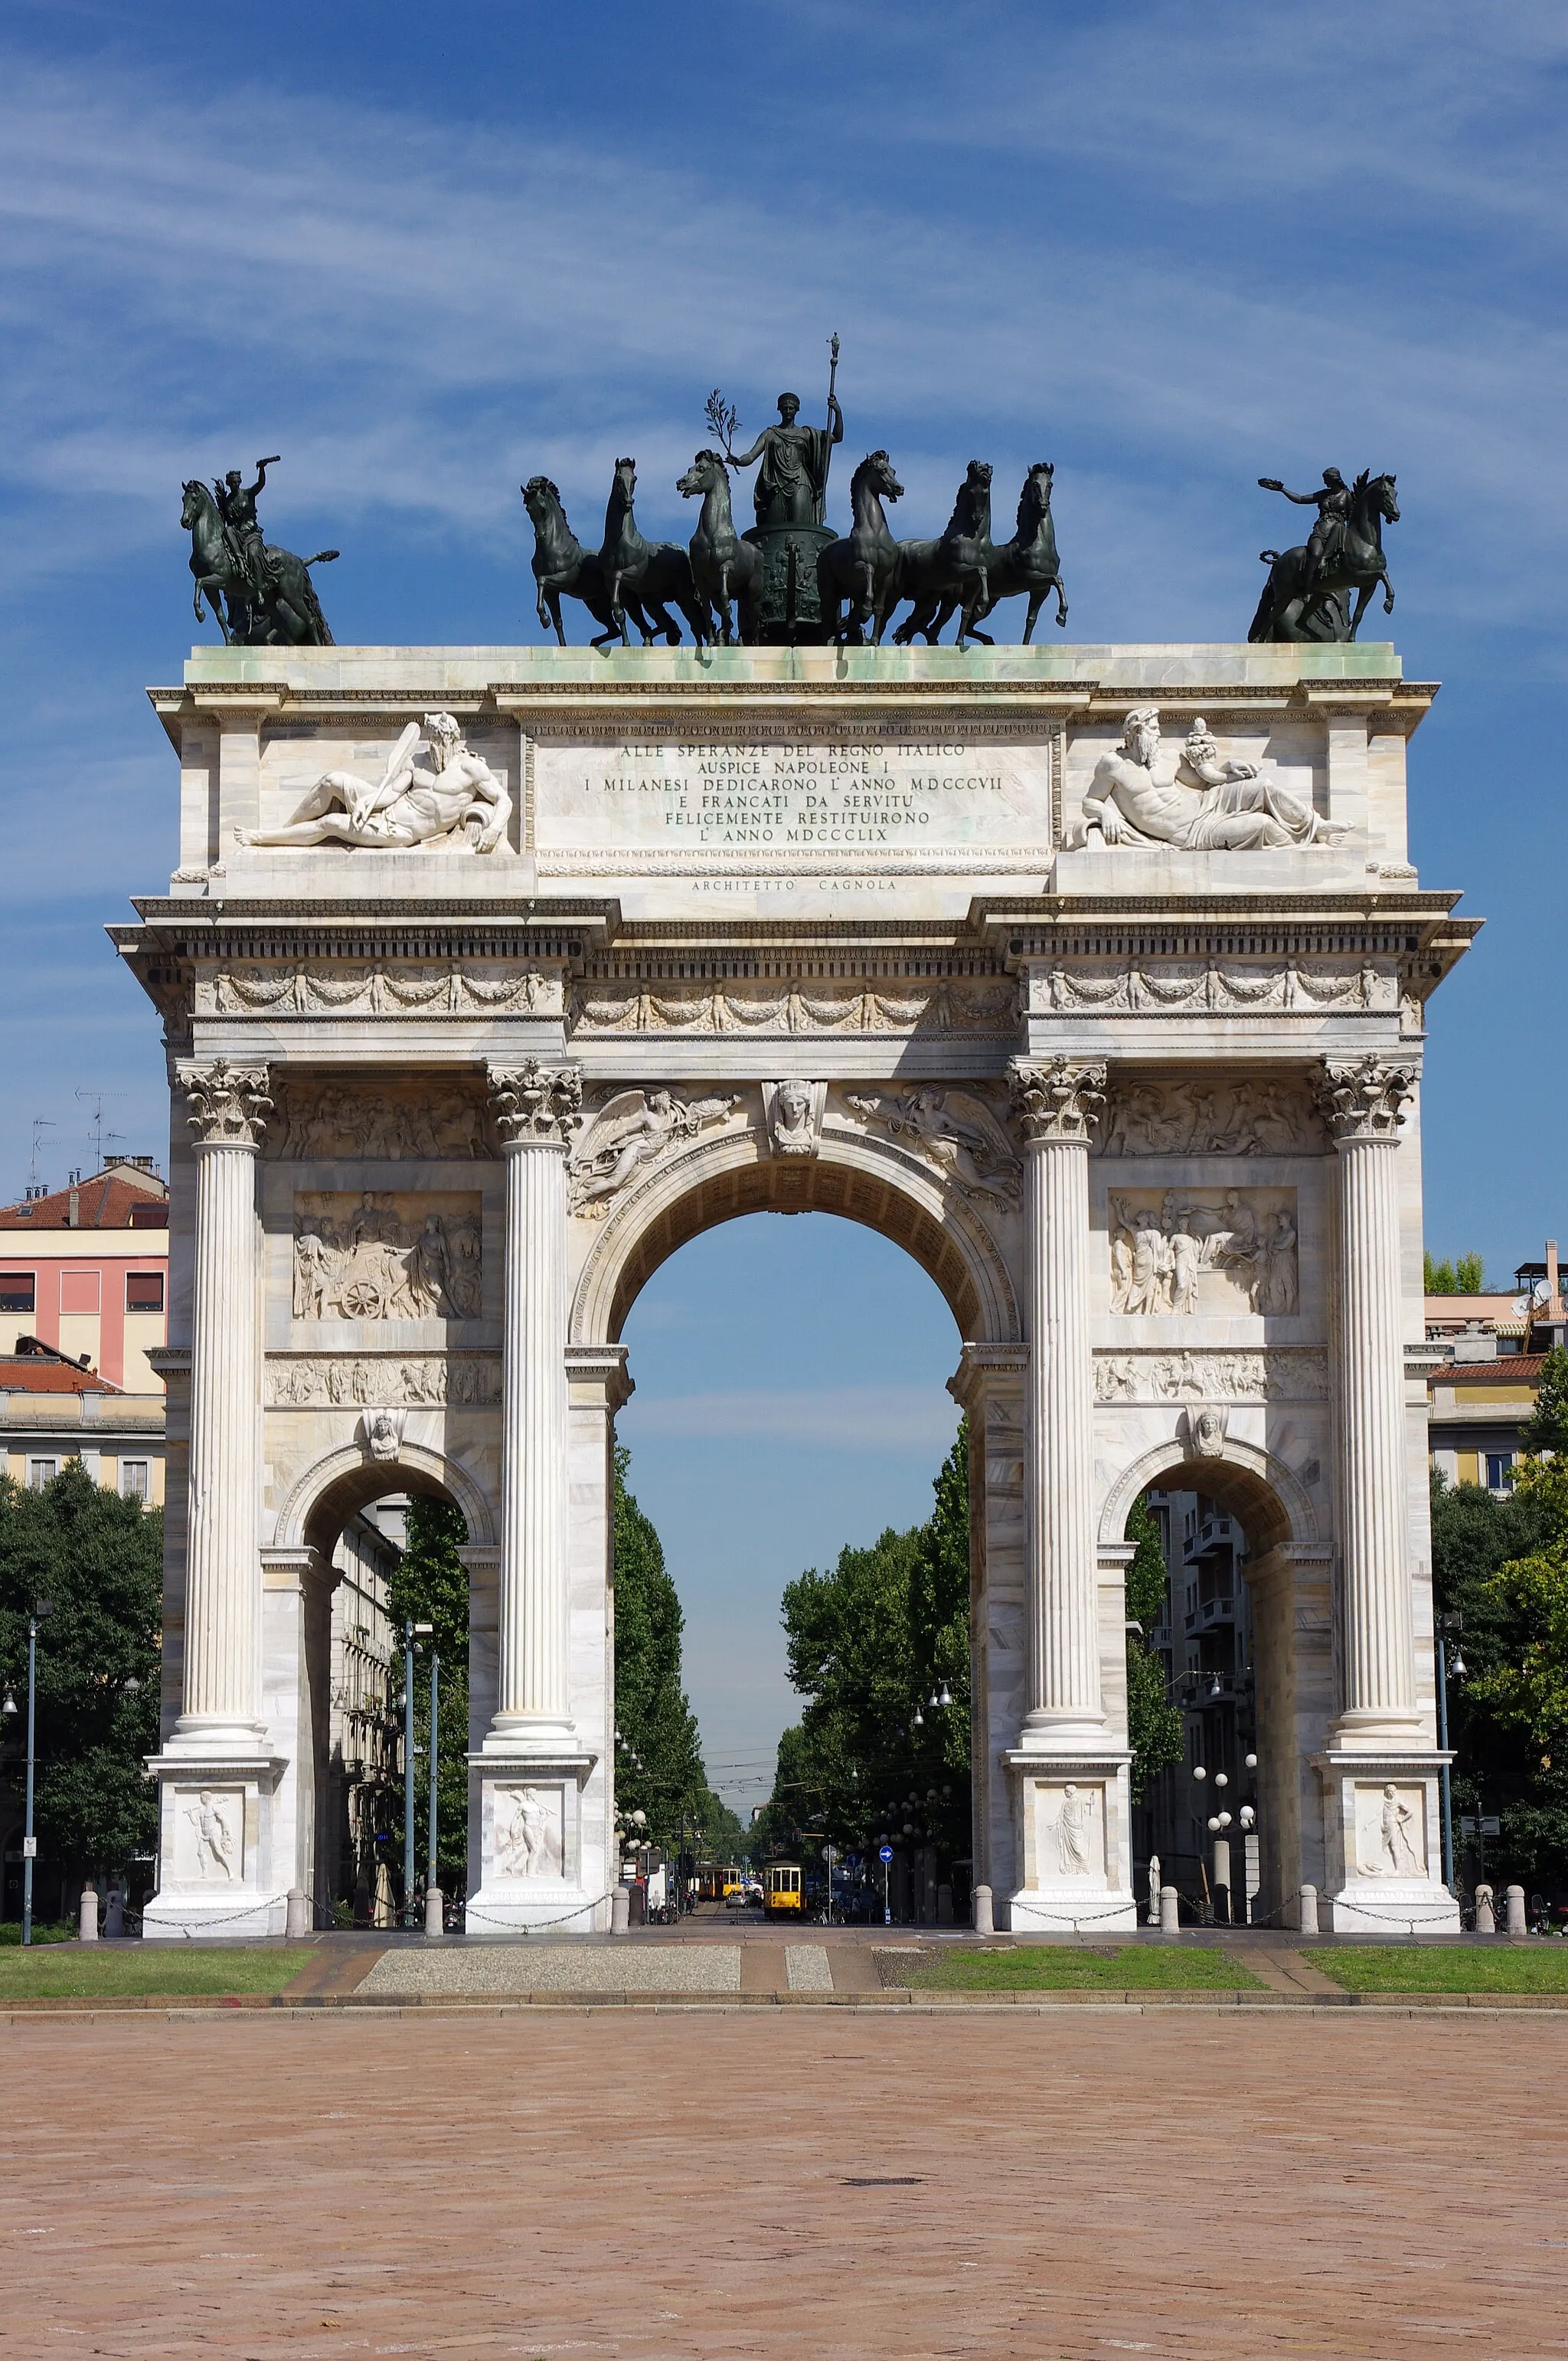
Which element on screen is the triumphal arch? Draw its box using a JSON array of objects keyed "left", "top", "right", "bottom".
[{"left": 116, "top": 637, "right": 1473, "bottom": 1936}]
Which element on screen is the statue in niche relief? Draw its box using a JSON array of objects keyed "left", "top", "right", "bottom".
[
  {"left": 494, "top": 1787, "right": 562, "bottom": 1879},
  {"left": 1054, "top": 1784, "right": 1096, "bottom": 1876},
  {"left": 185, "top": 1791, "right": 237, "bottom": 1880},
  {"left": 1147, "top": 1853, "right": 1161, "bottom": 1924},
  {"left": 1371, "top": 1784, "right": 1421, "bottom": 1876}
]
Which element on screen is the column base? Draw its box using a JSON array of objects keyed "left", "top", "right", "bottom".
[
  {"left": 142, "top": 1748, "right": 287, "bottom": 1941},
  {"left": 1312, "top": 1749, "right": 1459, "bottom": 1934},
  {"left": 464, "top": 1750, "right": 603, "bottom": 1934},
  {"left": 1002, "top": 1748, "right": 1137, "bottom": 1933}
]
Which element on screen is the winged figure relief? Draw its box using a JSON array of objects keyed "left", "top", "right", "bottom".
[{"left": 567, "top": 1088, "right": 740, "bottom": 1213}]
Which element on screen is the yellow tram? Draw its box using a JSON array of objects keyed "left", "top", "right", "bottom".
[{"left": 763, "top": 1861, "right": 804, "bottom": 1918}]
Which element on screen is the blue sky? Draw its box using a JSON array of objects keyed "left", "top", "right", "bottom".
[{"left": 2, "top": 1, "right": 1563, "bottom": 1796}]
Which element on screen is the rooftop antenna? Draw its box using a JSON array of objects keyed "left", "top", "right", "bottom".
[
  {"left": 74, "top": 1088, "right": 129, "bottom": 1175},
  {"left": 29, "top": 1118, "right": 56, "bottom": 1199}
]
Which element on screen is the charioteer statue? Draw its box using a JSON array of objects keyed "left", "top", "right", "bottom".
[
  {"left": 1250, "top": 464, "right": 1400, "bottom": 644},
  {"left": 181, "top": 453, "right": 338, "bottom": 646},
  {"left": 706, "top": 336, "right": 844, "bottom": 641}
]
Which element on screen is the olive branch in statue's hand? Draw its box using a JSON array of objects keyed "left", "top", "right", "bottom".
[{"left": 704, "top": 389, "right": 740, "bottom": 461}]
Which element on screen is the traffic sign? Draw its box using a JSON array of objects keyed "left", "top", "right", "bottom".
[{"left": 878, "top": 1843, "right": 893, "bottom": 1862}]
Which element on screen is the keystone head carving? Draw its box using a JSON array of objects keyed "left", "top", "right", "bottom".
[
  {"left": 1315, "top": 1056, "right": 1417, "bottom": 1144},
  {"left": 178, "top": 1059, "right": 273, "bottom": 1147},
  {"left": 1008, "top": 1057, "right": 1107, "bottom": 1145},
  {"left": 487, "top": 1061, "right": 583, "bottom": 1147}
]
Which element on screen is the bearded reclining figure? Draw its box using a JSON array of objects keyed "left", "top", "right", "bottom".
[{"left": 1072, "top": 708, "right": 1349, "bottom": 852}]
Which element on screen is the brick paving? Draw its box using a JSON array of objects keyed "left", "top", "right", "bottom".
[{"left": 3, "top": 2013, "right": 1565, "bottom": 2359}]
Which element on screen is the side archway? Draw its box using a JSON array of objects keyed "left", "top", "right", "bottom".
[
  {"left": 271, "top": 1440, "right": 498, "bottom": 1560},
  {"left": 570, "top": 1124, "right": 1021, "bottom": 1348},
  {"left": 1098, "top": 1434, "right": 1319, "bottom": 1560}
]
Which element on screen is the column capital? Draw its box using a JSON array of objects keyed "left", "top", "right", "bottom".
[
  {"left": 1315, "top": 1055, "right": 1417, "bottom": 1146},
  {"left": 1008, "top": 1056, "right": 1106, "bottom": 1146},
  {"left": 177, "top": 1058, "right": 272, "bottom": 1147},
  {"left": 487, "top": 1060, "right": 583, "bottom": 1148}
]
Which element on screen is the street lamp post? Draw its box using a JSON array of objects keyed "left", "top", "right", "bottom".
[
  {"left": 1436, "top": 1613, "right": 1462, "bottom": 1893},
  {"left": 5, "top": 1606, "right": 54, "bottom": 1947},
  {"left": 426, "top": 1649, "right": 440, "bottom": 1909},
  {"left": 403, "top": 1620, "right": 433, "bottom": 1924}
]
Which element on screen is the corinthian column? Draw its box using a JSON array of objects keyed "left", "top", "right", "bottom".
[
  {"left": 1009, "top": 1058, "right": 1108, "bottom": 1741},
  {"left": 173, "top": 1060, "right": 272, "bottom": 1748},
  {"left": 485, "top": 1061, "right": 583, "bottom": 1750},
  {"left": 1318, "top": 1055, "right": 1423, "bottom": 1743}
]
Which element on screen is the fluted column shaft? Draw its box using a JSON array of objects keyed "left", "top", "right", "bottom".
[
  {"left": 1011, "top": 1060, "right": 1107, "bottom": 1739},
  {"left": 1321, "top": 1058, "right": 1422, "bottom": 1741},
  {"left": 488, "top": 1064, "right": 582, "bottom": 1747},
  {"left": 175, "top": 1063, "right": 271, "bottom": 1743}
]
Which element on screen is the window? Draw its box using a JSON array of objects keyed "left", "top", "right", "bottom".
[
  {"left": 28, "top": 1460, "right": 57, "bottom": 1491},
  {"left": 1486, "top": 1453, "right": 1516, "bottom": 1490},
  {"left": 120, "top": 1461, "right": 150, "bottom": 1502},
  {"left": 126, "top": 1271, "right": 165, "bottom": 1313},
  {"left": 0, "top": 1273, "right": 35, "bottom": 1313},
  {"left": 60, "top": 1270, "right": 100, "bottom": 1316}
]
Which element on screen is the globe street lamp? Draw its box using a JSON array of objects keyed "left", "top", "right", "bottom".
[
  {"left": 402, "top": 1620, "right": 433, "bottom": 1925},
  {"left": 10, "top": 1604, "right": 54, "bottom": 1947},
  {"left": 1192, "top": 1753, "right": 1258, "bottom": 1925}
]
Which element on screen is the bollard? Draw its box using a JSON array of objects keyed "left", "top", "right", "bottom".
[
  {"left": 1505, "top": 1884, "right": 1526, "bottom": 1937},
  {"left": 103, "top": 1886, "right": 125, "bottom": 1940},
  {"left": 1297, "top": 1883, "right": 1318, "bottom": 1935},
  {"left": 79, "top": 1886, "right": 99, "bottom": 1943},
  {"left": 610, "top": 1883, "right": 630, "bottom": 1934},
  {"left": 972, "top": 1883, "right": 994, "bottom": 1937},
  {"left": 285, "top": 1887, "right": 312, "bottom": 1938},
  {"left": 1474, "top": 1882, "right": 1494, "bottom": 1934},
  {"left": 936, "top": 1882, "right": 954, "bottom": 1926},
  {"left": 1158, "top": 1884, "right": 1180, "bottom": 1934},
  {"left": 423, "top": 1886, "right": 445, "bottom": 1939}
]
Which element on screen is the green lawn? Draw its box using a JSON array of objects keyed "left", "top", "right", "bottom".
[
  {"left": 0, "top": 1944, "right": 313, "bottom": 1999},
  {"left": 890, "top": 1944, "right": 1262, "bottom": 1990},
  {"left": 1312, "top": 1944, "right": 1568, "bottom": 1994}
]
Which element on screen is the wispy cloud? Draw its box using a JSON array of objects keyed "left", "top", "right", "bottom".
[{"left": 625, "top": 1387, "right": 959, "bottom": 1454}]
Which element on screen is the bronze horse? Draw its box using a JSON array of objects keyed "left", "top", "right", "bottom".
[
  {"left": 600, "top": 456, "right": 712, "bottom": 647},
  {"left": 522, "top": 476, "right": 623, "bottom": 647},
  {"left": 678, "top": 450, "right": 761, "bottom": 645},
  {"left": 817, "top": 450, "right": 904, "bottom": 644},
  {"left": 1250, "top": 470, "right": 1399, "bottom": 643},
  {"left": 181, "top": 480, "right": 336, "bottom": 646},
  {"left": 897, "top": 462, "right": 1067, "bottom": 646},
  {"left": 891, "top": 460, "right": 995, "bottom": 649}
]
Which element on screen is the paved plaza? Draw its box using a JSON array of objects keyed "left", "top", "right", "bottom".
[{"left": 4, "top": 2011, "right": 1563, "bottom": 2359}]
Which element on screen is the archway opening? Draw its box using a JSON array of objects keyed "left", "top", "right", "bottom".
[
  {"left": 299, "top": 1466, "right": 473, "bottom": 1930},
  {"left": 613, "top": 1203, "right": 973, "bottom": 1924},
  {"left": 1122, "top": 1456, "right": 1304, "bottom": 1929}
]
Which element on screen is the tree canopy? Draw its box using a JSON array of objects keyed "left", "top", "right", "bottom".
[
  {"left": 1123, "top": 1496, "right": 1183, "bottom": 1802},
  {"left": 387, "top": 1495, "right": 470, "bottom": 1895},
  {"left": 0, "top": 1463, "right": 162, "bottom": 1882},
  {"left": 754, "top": 1422, "right": 972, "bottom": 1863},
  {"left": 1520, "top": 1346, "right": 1568, "bottom": 1459},
  {"left": 1424, "top": 1251, "right": 1486, "bottom": 1295},
  {"left": 612, "top": 1448, "right": 742, "bottom": 1857},
  {"left": 1430, "top": 1464, "right": 1568, "bottom": 1885}
]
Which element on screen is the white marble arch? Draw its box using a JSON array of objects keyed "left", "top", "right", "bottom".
[
  {"left": 568, "top": 1121, "right": 1021, "bottom": 1350},
  {"left": 1095, "top": 1428, "right": 1329, "bottom": 1926},
  {"left": 270, "top": 1437, "right": 498, "bottom": 1555}
]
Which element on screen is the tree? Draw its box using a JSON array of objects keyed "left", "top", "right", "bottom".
[
  {"left": 1430, "top": 1465, "right": 1568, "bottom": 1886},
  {"left": 612, "top": 1449, "right": 733, "bottom": 1853},
  {"left": 1424, "top": 1250, "right": 1485, "bottom": 1294},
  {"left": 760, "top": 1423, "right": 973, "bottom": 1863},
  {"left": 0, "top": 1462, "right": 162, "bottom": 1888},
  {"left": 1469, "top": 1457, "right": 1568, "bottom": 1764},
  {"left": 1520, "top": 1346, "right": 1568, "bottom": 1458},
  {"left": 1123, "top": 1496, "right": 1182, "bottom": 1801},
  {"left": 387, "top": 1496, "right": 469, "bottom": 1897}
]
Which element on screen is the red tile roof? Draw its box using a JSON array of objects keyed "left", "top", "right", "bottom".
[
  {"left": 0, "top": 1356, "right": 121, "bottom": 1395},
  {"left": 0, "top": 1169, "right": 168, "bottom": 1231},
  {"left": 1434, "top": 1354, "right": 1549, "bottom": 1384}
]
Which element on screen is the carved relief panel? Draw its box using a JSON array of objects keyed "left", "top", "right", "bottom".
[
  {"left": 1108, "top": 1187, "right": 1298, "bottom": 1316},
  {"left": 292, "top": 1192, "right": 482, "bottom": 1322},
  {"left": 1030, "top": 1780, "right": 1107, "bottom": 1882},
  {"left": 267, "top": 1076, "right": 493, "bottom": 1161},
  {"left": 172, "top": 1787, "right": 246, "bottom": 1883},
  {"left": 1354, "top": 1784, "right": 1428, "bottom": 1879},
  {"left": 488, "top": 1783, "right": 566, "bottom": 1879}
]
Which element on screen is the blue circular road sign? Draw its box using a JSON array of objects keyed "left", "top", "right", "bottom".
[{"left": 878, "top": 1843, "right": 894, "bottom": 1862}]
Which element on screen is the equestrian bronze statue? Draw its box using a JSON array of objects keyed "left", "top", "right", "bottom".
[
  {"left": 182, "top": 456, "right": 337, "bottom": 646},
  {"left": 1250, "top": 468, "right": 1400, "bottom": 642}
]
